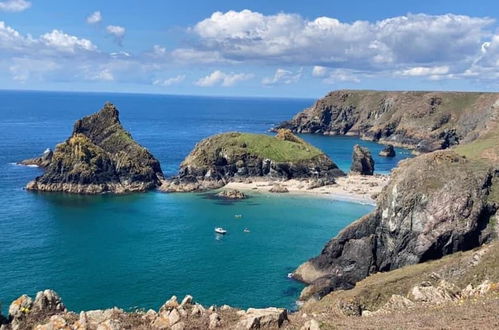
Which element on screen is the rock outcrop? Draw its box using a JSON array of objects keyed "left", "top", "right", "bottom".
[
  {"left": 161, "top": 130, "right": 344, "bottom": 192},
  {"left": 217, "top": 189, "right": 247, "bottom": 199},
  {"left": 3, "top": 291, "right": 289, "bottom": 330},
  {"left": 23, "top": 103, "right": 164, "bottom": 194},
  {"left": 379, "top": 145, "right": 395, "bottom": 157},
  {"left": 350, "top": 145, "right": 374, "bottom": 175},
  {"left": 275, "top": 90, "right": 499, "bottom": 152},
  {"left": 19, "top": 149, "right": 53, "bottom": 167},
  {"left": 293, "top": 150, "right": 498, "bottom": 300}
]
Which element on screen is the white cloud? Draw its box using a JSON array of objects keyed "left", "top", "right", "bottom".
[
  {"left": 262, "top": 68, "right": 301, "bottom": 85},
  {"left": 86, "top": 11, "right": 102, "bottom": 25},
  {"left": 195, "top": 70, "right": 253, "bottom": 87},
  {"left": 312, "top": 66, "right": 327, "bottom": 77},
  {"left": 0, "top": 0, "right": 31, "bottom": 12},
  {"left": 153, "top": 75, "right": 186, "bottom": 86},
  {"left": 9, "top": 58, "right": 58, "bottom": 82},
  {"left": 40, "top": 30, "right": 97, "bottom": 53},
  {"left": 398, "top": 66, "right": 450, "bottom": 77},
  {"left": 191, "top": 10, "right": 493, "bottom": 70},
  {"left": 84, "top": 68, "right": 114, "bottom": 81},
  {"left": 106, "top": 25, "right": 126, "bottom": 45}
]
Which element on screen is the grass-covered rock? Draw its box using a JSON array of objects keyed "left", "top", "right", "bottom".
[
  {"left": 162, "top": 129, "right": 344, "bottom": 192},
  {"left": 276, "top": 90, "right": 499, "bottom": 152},
  {"left": 25, "top": 103, "right": 164, "bottom": 194}
]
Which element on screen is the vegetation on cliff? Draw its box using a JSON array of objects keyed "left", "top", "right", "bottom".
[
  {"left": 24, "top": 103, "right": 164, "bottom": 194},
  {"left": 276, "top": 90, "right": 499, "bottom": 152},
  {"left": 162, "top": 129, "right": 344, "bottom": 192},
  {"left": 293, "top": 149, "right": 498, "bottom": 300}
]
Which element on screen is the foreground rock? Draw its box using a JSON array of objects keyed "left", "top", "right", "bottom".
[
  {"left": 350, "top": 145, "right": 374, "bottom": 175},
  {"left": 275, "top": 90, "right": 499, "bottom": 152},
  {"left": 379, "top": 145, "right": 395, "bottom": 157},
  {"left": 217, "top": 189, "right": 247, "bottom": 199},
  {"left": 23, "top": 103, "right": 164, "bottom": 194},
  {"left": 161, "top": 129, "right": 344, "bottom": 192},
  {"left": 293, "top": 150, "right": 498, "bottom": 300},
  {"left": 4, "top": 291, "right": 290, "bottom": 330}
]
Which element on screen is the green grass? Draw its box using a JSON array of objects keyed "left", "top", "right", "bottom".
[
  {"left": 235, "top": 133, "right": 323, "bottom": 162},
  {"left": 186, "top": 132, "right": 325, "bottom": 166}
]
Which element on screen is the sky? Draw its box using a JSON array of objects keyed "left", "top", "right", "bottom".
[{"left": 1, "top": 0, "right": 499, "bottom": 98}]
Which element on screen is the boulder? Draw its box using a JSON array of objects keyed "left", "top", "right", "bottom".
[
  {"left": 236, "top": 308, "right": 288, "bottom": 329},
  {"left": 300, "top": 319, "right": 320, "bottom": 330},
  {"left": 379, "top": 145, "right": 396, "bottom": 157},
  {"left": 8, "top": 294, "right": 33, "bottom": 319},
  {"left": 33, "top": 289, "right": 66, "bottom": 314},
  {"left": 350, "top": 144, "right": 374, "bottom": 175},
  {"left": 180, "top": 295, "right": 193, "bottom": 307},
  {"left": 191, "top": 304, "right": 206, "bottom": 317},
  {"left": 217, "top": 189, "right": 247, "bottom": 199},
  {"left": 208, "top": 312, "right": 221, "bottom": 329},
  {"left": 34, "top": 315, "right": 70, "bottom": 330},
  {"left": 408, "top": 280, "right": 461, "bottom": 304},
  {"left": 269, "top": 184, "right": 289, "bottom": 193},
  {"left": 159, "top": 296, "right": 179, "bottom": 313}
]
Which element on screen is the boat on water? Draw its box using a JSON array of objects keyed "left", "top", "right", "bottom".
[
  {"left": 243, "top": 228, "right": 250, "bottom": 233},
  {"left": 214, "top": 227, "right": 227, "bottom": 234},
  {"left": 234, "top": 214, "right": 243, "bottom": 218}
]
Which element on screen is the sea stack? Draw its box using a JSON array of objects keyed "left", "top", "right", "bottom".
[
  {"left": 162, "top": 129, "right": 344, "bottom": 192},
  {"left": 379, "top": 145, "right": 396, "bottom": 157},
  {"left": 24, "top": 103, "right": 164, "bottom": 194},
  {"left": 350, "top": 144, "right": 374, "bottom": 175}
]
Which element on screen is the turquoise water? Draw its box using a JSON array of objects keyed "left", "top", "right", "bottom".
[{"left": 0, "top": 91, "right": 409, "bottom": 313}]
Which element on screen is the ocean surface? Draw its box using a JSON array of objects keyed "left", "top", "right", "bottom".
[{"left": 0, "top": 90, "right": 411, "bottom": 313}]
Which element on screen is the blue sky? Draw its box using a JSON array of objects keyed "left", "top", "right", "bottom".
[{"left": 1, "top": 0, "right": 499, "bottom": 97}]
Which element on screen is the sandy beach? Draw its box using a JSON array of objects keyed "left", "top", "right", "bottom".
[{"left": 223, "top": 174, "right": 390, "bottom": 204}]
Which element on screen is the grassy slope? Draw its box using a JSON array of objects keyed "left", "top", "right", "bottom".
[
  {"left": 185, "top": 132, "right": 324, "bottom": 166},
  {"left": 294, "top": 241, "right": 499, "bottom": 329}
]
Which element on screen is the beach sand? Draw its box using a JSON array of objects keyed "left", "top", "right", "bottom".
[{"left": 223, "top": 174, "right": 390, "bottom": 205}]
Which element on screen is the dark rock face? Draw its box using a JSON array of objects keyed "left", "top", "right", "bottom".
[
  {"left": 379, "top": 145, "right": 396, "bottom": 157},
  {"left": 293, "top": 151, "right": 498, "bottom": 300},
  {"left": 351, "top": 145, "right": 374, "bottom": 175},
  {"left": 24, "top": 103, "right": 164, "bottom": 194},
  {"left": 19, "top": 148, "right": 53, "bottom": 167},
  {"left": 275, "top": 90, "right": 499, "bottom": 153},
  {"left": 162, "top": 131, "right": 344, "bottom": 192}
]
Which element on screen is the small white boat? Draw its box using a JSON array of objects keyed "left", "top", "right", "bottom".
[
  {"left": 234, "top": 214, "right": 243, "bottom": 219},
  {"left": 243, "top": 228, "right": 250, "bottom": 233},
  {"left": 214, "top": 227, "right": 227, "bottom": 234}
]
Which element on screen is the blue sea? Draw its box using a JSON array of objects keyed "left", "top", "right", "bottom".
[{"left": 0, "top": 90, "right": 411, "bottom": 313}]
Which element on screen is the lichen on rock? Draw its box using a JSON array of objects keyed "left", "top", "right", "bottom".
[{"left": 23, "top": 102, "right": 164, "bottom": 194}]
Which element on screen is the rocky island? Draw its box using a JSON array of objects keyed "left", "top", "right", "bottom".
[
  {"left": 23, "top": 103, "right": 164, "bottom": 194},
  {"left": 161, "top": 129, "right": 344, "bottom": 192}
]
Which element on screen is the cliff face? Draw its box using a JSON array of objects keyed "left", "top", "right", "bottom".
[
  {"left": 276, "top": 90, "right": 499, "bottom": 152},
  {"left": 162, "top": 130, "right": 344, "bottom": 192},
  {"left": 25, "top": 103, "right": 164, "bottom": 194},
  {"left": 293, "top": 150, "right": 498, "bottom": 300}
]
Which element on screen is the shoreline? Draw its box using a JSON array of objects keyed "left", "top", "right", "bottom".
[{"left": 222, "top": 174, "right": 390, "bottom": 205}]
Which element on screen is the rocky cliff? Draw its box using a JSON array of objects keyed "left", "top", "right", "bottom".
[
  {"left": 162, "top": 130, "right": 344, "bottom": 192},
  {"left": 293, "top": 150, "right": 498, "bottom": 300},
  {"left": 275, "top": 90, "right": 499, "bottom": 152},
  {"left": 24, "top": 103, "right": 164, "bottom": 194}
]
